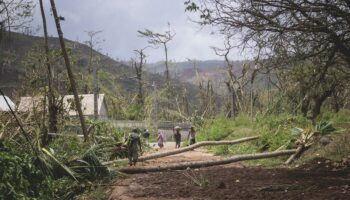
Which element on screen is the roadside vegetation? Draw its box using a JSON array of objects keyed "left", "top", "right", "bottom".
[
  {"left": 1, "top": 0, "right": 350, "bottom": 199},
  {"left": 197, "top": 111, "right": 350, "bottom": 167}
]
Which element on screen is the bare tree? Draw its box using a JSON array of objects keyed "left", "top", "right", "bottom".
[
  {"left": 0, "top": 0, "right": 34, "bottom": 42},
  {"left": 211, "top": 39, "right": 250, "bottom": 118},
  {"left": 186, "top": 0, "right": 350, "bottom": 67},
  {"left": 186, "top": 0, "right": 350, "bottom": 119},
  {"left": 138, "top": 24, "right": 175, "bottom": 88},
  {"left": 84, "top": 30, "right": 103, "bottom": 120},
  {"left": 38, "top": 0, "right": 58, "bottom": 145},
  {"left": 49, "top": 0, "right": 88, "bottom": 141},
  {"left": 132, "top": 47, "right": 147, "bottom": 106},
  {"left": 190, "top": 59, "right": 216, "bottom": 118}
]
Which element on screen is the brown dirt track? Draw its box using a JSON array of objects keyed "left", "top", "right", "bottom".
[{"left": 107, "top": 144, "right": 350, "bottom": 200}]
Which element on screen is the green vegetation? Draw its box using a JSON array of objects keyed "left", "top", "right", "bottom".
[
  {"left": 197, "top": 111, "right": 350, "bottom": 167},
  {"left": 1, "top": 1, "right": 350, "bottom": 199},
  {"left": 0, "top": 117, "right": 128, "bottom": 199}
]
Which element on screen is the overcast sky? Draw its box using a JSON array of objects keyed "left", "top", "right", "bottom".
[{"left": 32, "top": 0, "right": 247, "bottom": 63}]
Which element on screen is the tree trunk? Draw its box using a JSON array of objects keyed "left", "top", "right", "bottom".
[
  {"left": 285, "top": 145, "right": 304, "bottom": 165},
  {"left": 39, "top": 0, "right": 57, "bottom": 145},
  {"left": 311, "top": 90, "right": 333, "bottom": 122},
  {"left": 103, "top": 136, "right": 259, "bottom": 165},
  {"left": 49, "top": 0, "right": 88, "bottom": 142},
  {"left": 164, "top": 43, "right": 170, "bottom": 88},
  {"left": 118, "top": 149, "right": 297, "bottom": 174}
]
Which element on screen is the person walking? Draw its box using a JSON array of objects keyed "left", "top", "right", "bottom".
[
  {"left": 187, "top": 126, "right": 196, "bottom": 145},
  {"left": 157, "top": 131, "right": 165, "bottom": 149},
  {"left": 143, "top": 129, "right": 150, "bottom": 144},
  {"left": 174, "top": 126, "right": 181, "bottom": 149},
  {"left": 127, "top": 129, "right": 142, "bottom": 166}
]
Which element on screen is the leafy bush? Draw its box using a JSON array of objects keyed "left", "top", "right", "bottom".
[
  {"left": 48, "top": 134, "right": 89, "bottom": 163},
  {"left": 0, "top": 141, "right": 54, "bottom": 199},
  {"left": 320, "top": 109, "right": 350, "bottom": 124},
  {"left": 198, "top": 115, "right": 253, "bottom": 141}
]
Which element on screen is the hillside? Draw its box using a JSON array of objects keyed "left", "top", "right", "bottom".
[
  {"left": 0, "top": 32, "right": 200, "bottom": 119},
  {"left": 0, "top": 32, "right": 145, "bottom": 95},
  {"left": 0, "top": 32, "right": 197, "bottom": 96},
  {"left": 146, "top": 60, "right": 248, "bottom": 84}
]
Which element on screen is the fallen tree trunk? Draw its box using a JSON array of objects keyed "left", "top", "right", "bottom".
[
  {"left": 118, "top": 149, "right": 297, "bottom": 174},
  {"left": 103, "top": 136, "right": 259, "bottom": 165},
  {"left": 285, "top": 145, "right": 307, "bottom": 165}
]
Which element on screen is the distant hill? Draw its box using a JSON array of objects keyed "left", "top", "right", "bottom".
[
  {"left": 0, "top": 32, "right": 198, "bottom": 96},
  {"left": 146, "top": 60, "right": 251, "bottom": 89},
  {"left": 0, "top": 32, "right": 128, "bottom": 95},
  {"left": 0, "top": 32, "right": 200, "bottom": 119}
]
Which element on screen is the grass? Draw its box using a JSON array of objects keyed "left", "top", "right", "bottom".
[{"left": 198, "top": 110, "right": 350, "bottom": 167}]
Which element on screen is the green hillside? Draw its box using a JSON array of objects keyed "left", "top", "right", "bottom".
[{"left": 0, "top": 32, "right": 199, "bottom": 119}]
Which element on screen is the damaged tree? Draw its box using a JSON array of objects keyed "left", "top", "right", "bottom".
[
  {"left": 38, "top": 0, "right": 60, "bottom": 145},
  {"left": 132, "top": 47, "right": 147, "bottom": 106},
  {"left": 138, "top": 24, "right": 175, "bottom": 88},
  {"left": 103, "top": 136, "right": 259, "bottom": 165},
  {"left": 118, "top": 149, "right": 297, "bottom": 174},
  {"left": 49, "top": 0, "right": 88, "bottom": 141}
]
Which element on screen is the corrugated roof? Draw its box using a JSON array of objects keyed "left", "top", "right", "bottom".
[
  {"left": 63, "top": 94, "right": 106, "bottom": 116},
  {"left": 0, "top": 95, "right": 15, "bottom": 111},
  {"left": 18, "top": 96, "right": 45, "bottom": 112}
]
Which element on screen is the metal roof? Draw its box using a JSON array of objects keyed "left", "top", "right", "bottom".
[
  {"left": 0, "top": 95, "right": 15, "bottom": 111},
  {"left": 18, "top": 94, "right": 107, "bottom": 116}
]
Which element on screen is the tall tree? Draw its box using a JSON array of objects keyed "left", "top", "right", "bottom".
[
  {"left": 186, "top": 0, "right": 350, "bottom": 119},
  {"left": 0, "top": 0, "right": 33, "bottom": 42},
  {"left": 132, "top": 47, "right": 147, "bottom": 106},
  {"left": 38, "top": 0, "right": 58, "bottom": 145},
  {"left": 138, "top": 24, "right": 175, "bottom": 88},
  {"left": 49, "top": 0, "right": 88, "bottom": 141},
  {"left": 84, "top": 30, "right": 103, "bottom": 120}
]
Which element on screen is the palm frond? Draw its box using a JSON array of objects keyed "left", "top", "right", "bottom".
[
  {"left": 315, "top": 121, "right": 336, "bottom": 135},
  {"left": 68, "top": 145, "right": 110, "bottom": 181},
  {"left": 42, "top": 148, "right": 77, "bottom": 181}
]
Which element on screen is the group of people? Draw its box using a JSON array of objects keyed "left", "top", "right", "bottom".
[
  {"left": 157, "top": 126, "right": 196, "bottom": 149},
  {"left": 127, "top": 126, "right": 196, "bottom": 166}
]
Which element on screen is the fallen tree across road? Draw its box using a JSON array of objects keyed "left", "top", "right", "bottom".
[
  {"left": 103, "top": 136, "right": 259, "bottom": 165},
  {"left": 117, "top": 149, "right": 297, "bottom": 174}
]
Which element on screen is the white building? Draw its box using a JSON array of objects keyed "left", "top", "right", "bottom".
[
  {"left": 0, "top": 95, "right": 15, "bottom": 112},
  {"left": 18, "top": 94, "right": 108, "bottom": 119},
  {"left": 63, "top": 94, "right": 108, "bottom": 119}
]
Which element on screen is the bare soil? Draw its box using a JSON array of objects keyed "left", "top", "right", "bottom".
[{"left": 107, "top": 143, "right": 350, "bottom": 200}]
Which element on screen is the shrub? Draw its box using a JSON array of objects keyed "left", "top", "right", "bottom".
[{"left": 0, "top": 141, "right": 54, "bottom": 199}]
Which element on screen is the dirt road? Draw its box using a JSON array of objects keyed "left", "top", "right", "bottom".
[{"left": 107, "top": 143, "right": 350, "bottom": 200}]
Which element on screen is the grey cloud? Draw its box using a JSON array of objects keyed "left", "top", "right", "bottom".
[{"left": 32, "top": 0, "right": 246, "bottom": 62}]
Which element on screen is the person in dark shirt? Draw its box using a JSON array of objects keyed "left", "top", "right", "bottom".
[
  {"left": 127, "top": 129, "right": 142, "bottom": 166},
  {"left": 143, "top": 129, "right": 150, "bottom": 144},
  {"left": 187, "top": 126, "right": 196, "bottom": 145},
  {"left": 174, "top": 126, "right": 181, "bottom": 148}
]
